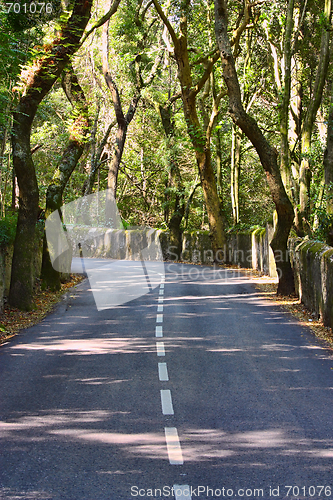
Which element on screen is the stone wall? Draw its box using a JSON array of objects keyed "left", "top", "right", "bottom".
[
  {"left": 0, "top": 248, "right": 5, "bottom": 313},
  {"left": 2, "top": 226, "right": 333, "bottom": 330},
  {"left": 171, "top": 225, "right": 277, "bottom": 277},
  {"left": 289, "top": 238, "right": 333, "bottom": 328}
]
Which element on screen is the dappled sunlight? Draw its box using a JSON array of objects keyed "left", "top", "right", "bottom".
[
  {"left": 0, "top": 488, "right": 52, "bottom": 499},
  {"left": 179, "top": 427, "right": 333, "bottom": 464},
  {"left": 208, "top": 348, "right": 243, "bottom": 353},
  {"left": 72, "top": 377, "right": 131, "bottom": 386},
  {"left": 8, "top": 338, "right": 156, "bottom": 355},
  {"left": 3, "top": 410, "right": 332, "bottom": 465},
  {"left": 50, "top": 429, "right": 164, "bottom": 446},
  {"left": 1, "top": 392, "right": 333, "bottom": 476},
  {"left": 0, "top": 410, "right": 123, "bottom": 438}
]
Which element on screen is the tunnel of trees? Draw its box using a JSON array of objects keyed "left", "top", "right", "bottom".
[{"left": 0, "top": 0, "right": 332, "bottom": 309}]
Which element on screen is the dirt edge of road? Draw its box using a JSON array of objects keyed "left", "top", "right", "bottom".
[
  {"left": 0, "top": 275, "right": 84, "bottom": 345},
  {"left": 251, "top": 273, "right": 333, "bottom": 352}
]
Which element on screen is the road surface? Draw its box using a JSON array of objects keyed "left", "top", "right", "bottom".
[{"left": 0, "top": 263, "right": 332, "bottom": 500}]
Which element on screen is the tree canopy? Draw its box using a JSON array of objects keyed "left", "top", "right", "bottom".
[{"left": 0, "top": 0, "right": 332, "bottom": 308}]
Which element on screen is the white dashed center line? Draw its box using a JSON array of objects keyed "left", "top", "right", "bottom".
[
  {"left": 164, "top": 427, "right": 183, "bottom": 464},
  {"left": 155, "top": 279, "right": 186, "bottom": 479},
  {"left": 160, "top": 389, "right": 174, "bottom": 415},
  {"left": 158, "top": 362, "right": 169, "bottom": 381},
  {"left": 155, "top": 326, "right": 163, "bottom": 337},
  {"left": 156, "top": 342, "right": 165, "bottom": 356},
  {"left": 173, "top": 485, "right": 192, "bottom": 500}
]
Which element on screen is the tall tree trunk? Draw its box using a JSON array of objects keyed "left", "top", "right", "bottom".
[
  {"left": 184, "top": 179, "right": 200, "bottom": 229},
  {"left": 216, "top": 127, "right": 223, "bottom": 201},
  {"left": 157, "top": 102, "right": 185, "bottom": 260},
  {"left": 298, "top": 0, "right": 332, "bottom": 234},
  {"left": 214, "top": 0, "right": 295, "bottom": 295},
  {"left": 230, "top": 124, "right": 242, "bottom": 224},
  {"left": 41, "top": 63, "right": 90, "bottom": 291},
  {"left": 324, "top": 83, "right": 333, "bottom": 245},
  {"left": 152, "top": 0, "right": 227, "bottom": 260},
  {"left": 102, "top": 2, "right": 161, "bottom": 200},
  {"left": 9, "top": 0, "right": 93, "bottom": 310},
  {"left": 280, "top": 0, "right": 295, "bottom": 200}
]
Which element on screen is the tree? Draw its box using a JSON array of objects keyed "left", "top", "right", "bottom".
[
  {"left": 9, "top": 0, "right": 93, "bottom": 310},
  {"left": 102, "top": 0, "right": 163, "bottom": 200},
  {"left": 152, "top": 0, "right": 227, "bottom": 260},
  {"left": 40, "top": 63, "right": 90, "bottom": 290},
  {"left": 298, "top": 0, "right": 332, "bottom": 234},
  {"left": 214, "top": 0, "right": 295, "bottom": 295},
  {"left": 157, "top": 97, "right": 185, "bottom": 257},
  {"left": 262, "top": 0, "right": 332, "bottom": 236},
  {"left": 324, "top": 82, "right": 333, "bottom": 244}
]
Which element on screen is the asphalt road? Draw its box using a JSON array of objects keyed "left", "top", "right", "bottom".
[{"left": 0, "top": 263, "right": 333, "bottom": 500}]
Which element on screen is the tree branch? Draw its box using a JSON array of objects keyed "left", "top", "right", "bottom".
[
  {"left": 80, "top": 0, "right": 122, "bottom": 46},
  {"left": 151, "top": 0, "right": 179, "bottom": 48},
  {"left": 101, "top": 8, "right": 125, "bottom": 125},
  {"left": 191, "top": 52, "right": 220, "bottom": 97}
]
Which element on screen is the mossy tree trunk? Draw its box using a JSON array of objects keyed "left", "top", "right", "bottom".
[
  {"left": 9, "top": 0, "right": 93, "bottom": 310},
  {"left": 214, "top": 0, "right": 295, "bottom": 295},
  {"left": 41, "top": 63, "right": 90, "bottom": 291},
  {"left": 298, "top": 0, "right": 332, "bottom": 235},
  {"left": 230, "top": 124, "right": 242, "bottom": 225},
  {"left": 152, "top": 0, "right": 227, "bottom": 260},
  {"left": 324, "top": 83, "right": 333, "bottom": 245},
  {"left": 157, "top": 102, "right": 185, "bottom": 260},
  {"left": 280, "top": 0, "right": 294, "bottom": 201}
]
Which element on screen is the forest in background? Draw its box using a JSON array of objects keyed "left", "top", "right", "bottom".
[{"left": 0, "top": 0, "right": 332, "bottom": 309}]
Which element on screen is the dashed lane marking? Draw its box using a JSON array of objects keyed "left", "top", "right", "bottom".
[
  {"left": 161, "top": 389, "right": 174, "bottom": 415},
  {"left": 156, "top": 314, "right": 163, "bottom": 323},
  {"left": 155, "top": 326, "right": 163, "bottom": 337},
  {"left": 164, "top": 427, "right": 183, "bottom": 464},
  {"left": 158, "top": 362, "right": 169, "bottom": 381},
  {"left": 173, "top": 485, "right": 192, "bottom": 500},
  {"left": 156, "top": 342, "right": 165, "bottom": 356}
]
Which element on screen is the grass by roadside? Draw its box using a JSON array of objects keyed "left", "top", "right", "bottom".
[{"left": 0, "top": 275, "right": 84, "bottom": 345}]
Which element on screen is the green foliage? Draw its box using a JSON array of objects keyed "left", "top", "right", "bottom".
[
  {"left": 313, "top": 207, "right": 333, "bottom": 243},
  {"left": 0, "top": 212, "right": 17, "bottom": 246},
  {"left": 228, "top": 223, "right": 262, "bottom": 234}
]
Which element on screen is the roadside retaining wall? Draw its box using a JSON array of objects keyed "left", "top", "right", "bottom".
[
  {"left": 0, "top": 248, "right": 5, "bottom": 313},
  {"left": 171, "top": 225, "right": 277, "bottom": 277},
  {"left": 3, "top": 225, "right": 333, "bottom": 330},
  {"left": 289, "top": 238, "right": 333, "bottom": 328}
]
